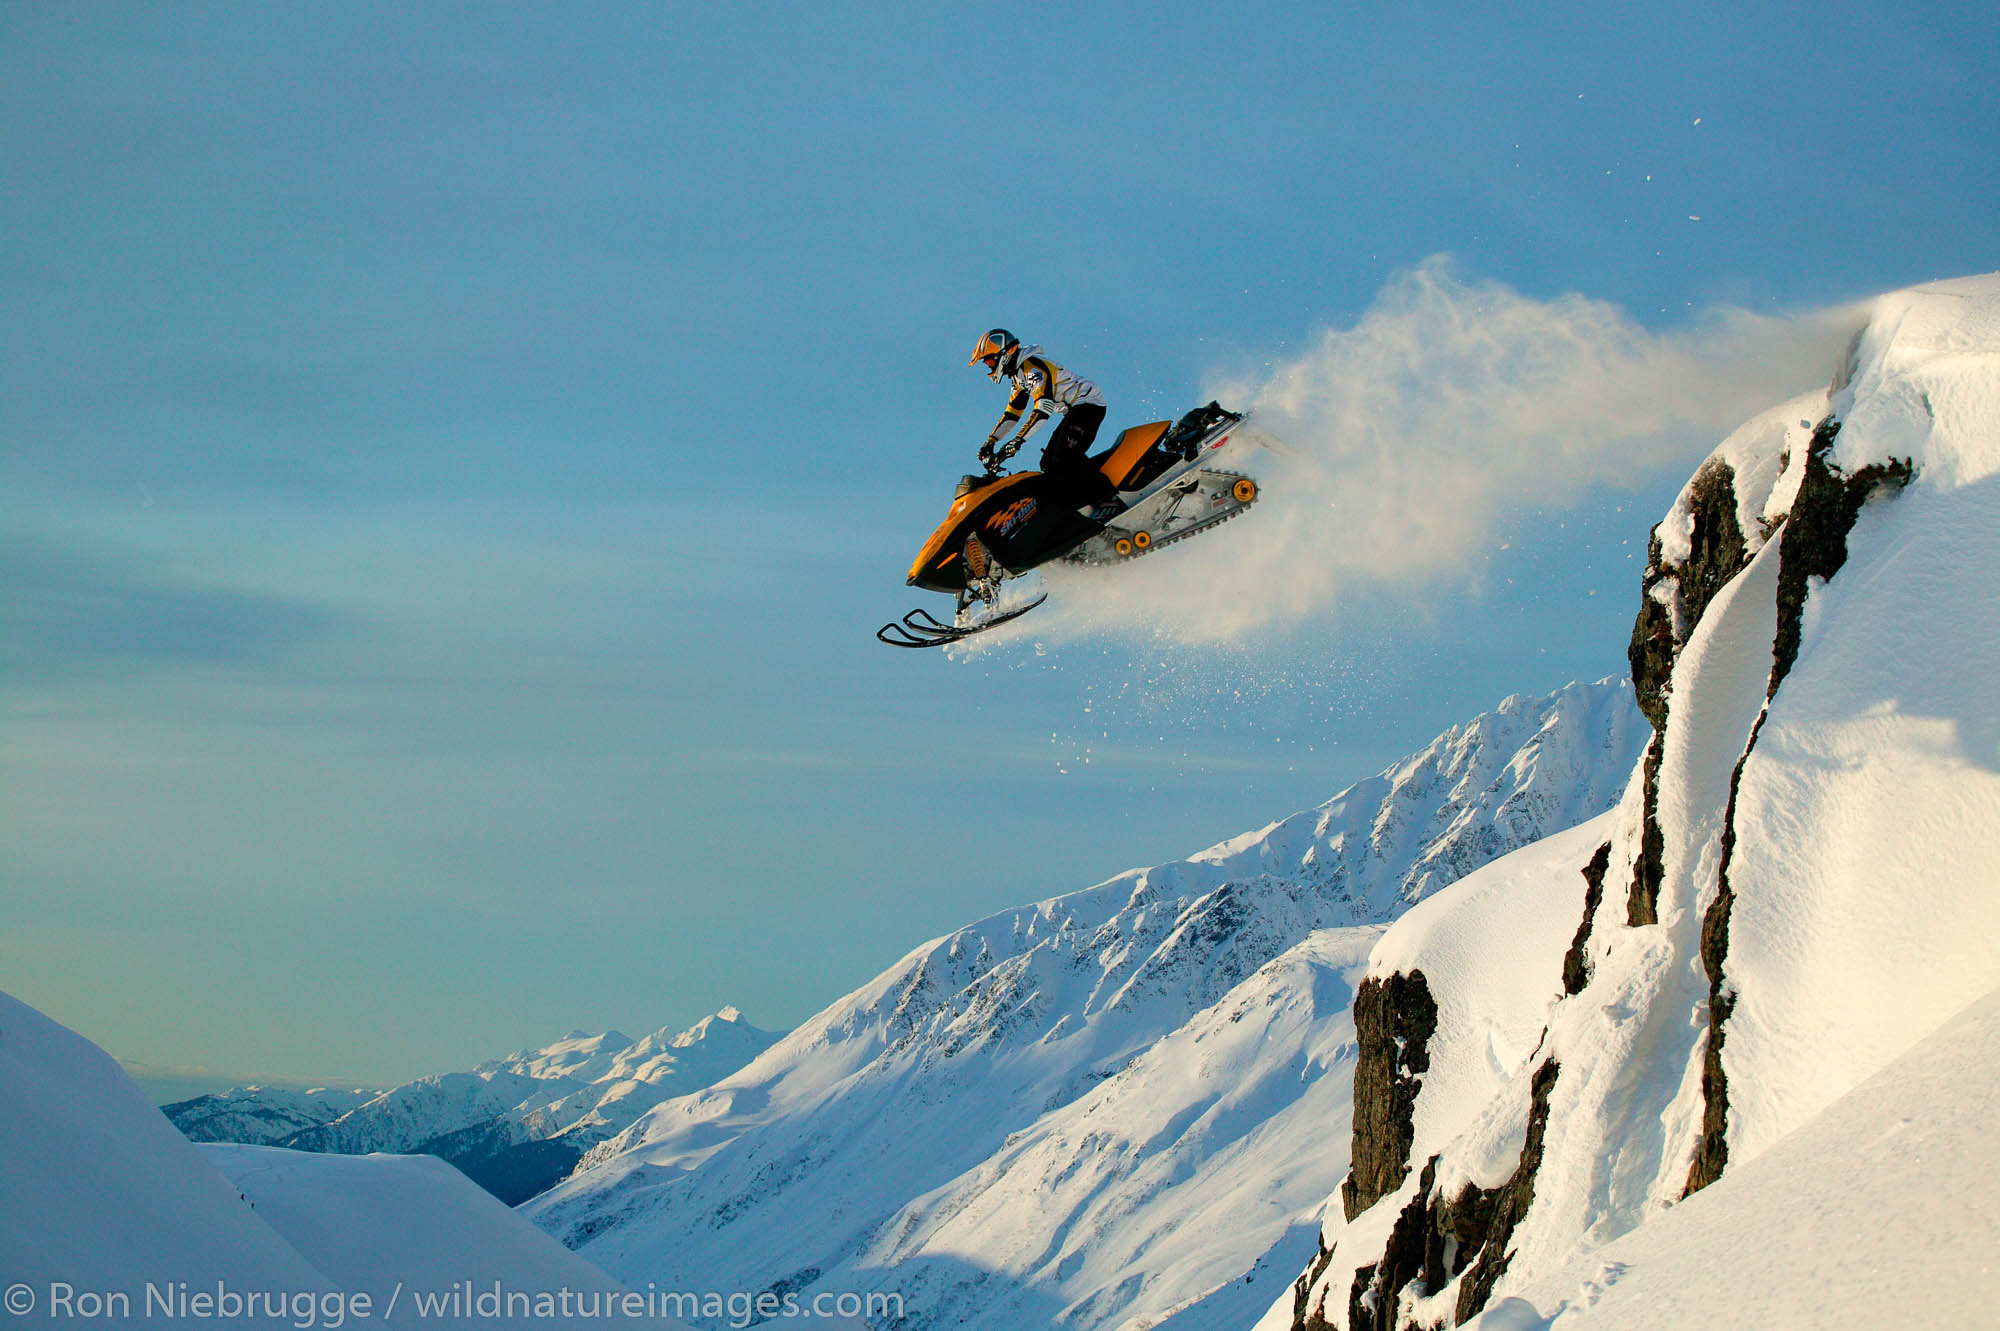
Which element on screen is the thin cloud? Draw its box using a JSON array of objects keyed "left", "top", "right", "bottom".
[{"left": 0, "top": 535, "right": 354, "bottom": 684}]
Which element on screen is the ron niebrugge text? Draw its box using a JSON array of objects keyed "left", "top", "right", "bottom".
[{"left": 7, "top": 1279, "right": 905, "bottom": 1325}]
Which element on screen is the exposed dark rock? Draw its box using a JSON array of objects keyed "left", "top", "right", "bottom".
[
  {"left": 1626, "top": 736, "right": 1666, "bottom": 927},
  {"left": 1295, "top": 1241, "right": 1339, "bottom": 1330},
  {"left": 1342, "top": 972, "right": 1440, "bottom": 1223},
  {"left": 1626, "top": 529, "right": 1677, "bottom": 731},
  {"left": 1451, "top": 1058, "right": 1560, "bottom": 1323},
  {"left": 1683, "top": 706, "right": 1763, "bottom": 1198},
  {"left": 1769, "top": 421, "right": 1914, "bottom": 694},
  {"left": 1561, "top": 842, "right": 1615, "bottom": 996},
  {"left": 1346, "top": 1160, "right": 1438, "bottom": 1331},
  {"left": 1625, "top": 463, "right": 1751, "bottom": 927},
  {"left": 1629, "top": 461, "right": 1750, "bottom": 732},
  {"left": 1337, "top": 1060, "right": 1561, "bottom": 1331}
]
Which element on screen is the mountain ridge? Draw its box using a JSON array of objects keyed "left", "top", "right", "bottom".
[
  {"left": 165, "top": 1008, "right": 781, "bottom": 1206},
  {"left": 525, "top": 676, "right": 1647, "bottom": 1331}
]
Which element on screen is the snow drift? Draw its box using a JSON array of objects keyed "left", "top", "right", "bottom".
[{"left": 1279, "top": 272, "right": 2000, "bottom": 1330}]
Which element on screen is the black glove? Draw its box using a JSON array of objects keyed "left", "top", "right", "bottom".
[{"left": 979, "top": 437, "right": 1021, "bottom": 472}]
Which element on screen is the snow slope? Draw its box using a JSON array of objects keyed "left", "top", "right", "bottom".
[
  {"left": 199, "top": 1144, "right": 636, "bottom": 1317},
  {"left": 167, "top": 1008, "right": 779, "bottom": 1204},
  {"left": 0, "top": 990, "right": 334, "bottom": 1307},
  {"left": 1282, "top": 273, "right": 2000, "bottom": 1329},
  {"left": 527, "top": 679, "right": 1645, "bottom": 1331},
  {"left": 1469, "top": 985, "right": 2000, "bottom": 1330},
  {"left": 1, "top": 989, "right": 686, "bottom": 1327}
]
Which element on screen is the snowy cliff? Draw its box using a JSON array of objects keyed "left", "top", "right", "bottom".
[
  {"left": 1279, "top": 274, "right": 2000, "bottom": 1330},
  {"left": 524, "top": 679, "right": 1645, "bottom": 1331}
]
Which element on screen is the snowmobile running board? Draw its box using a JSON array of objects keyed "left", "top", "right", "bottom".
[{"left": 875, "top": 595, "right": 1049, "bottom": 648}]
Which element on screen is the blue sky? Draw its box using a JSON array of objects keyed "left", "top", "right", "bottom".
[{"left": 4, "top": 2, "right": 1995, "bottom": 1085}]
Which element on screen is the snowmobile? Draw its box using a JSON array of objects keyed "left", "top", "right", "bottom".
[{"left": 877, "top": 402, "right": 1259, "bottom": 647}]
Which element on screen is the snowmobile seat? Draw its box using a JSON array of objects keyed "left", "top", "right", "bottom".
[{"left": 1092, "top": 420, "right": 1174, "bottom": 492}]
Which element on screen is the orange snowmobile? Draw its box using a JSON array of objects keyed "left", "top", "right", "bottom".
[{"left": 877, "top": 402, "right": 1259, "bottom": 647}]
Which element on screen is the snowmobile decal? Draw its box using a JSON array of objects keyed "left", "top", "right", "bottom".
[
  {"left": 987, "top": 497, "right": 1039, "bottom": 538},
  {"left": 905, "top": 472, "right": 1039, "bottom": 584}
]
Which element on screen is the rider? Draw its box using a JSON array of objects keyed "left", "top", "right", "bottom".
[{"left": 969, "top": 329, "right": 1118, "bottom": 515}]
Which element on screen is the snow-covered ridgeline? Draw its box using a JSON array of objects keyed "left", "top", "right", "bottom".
[
  {"left": 165, "top": 1084, "right": 379, "bottom": 1147},
  {"left": 166, "top": 1009, "right": 780, "bottom": 1205},
  {"left": 1280, "top": 273, "right": 2000, "bottom": 1330},
  {"left": 524, "top": 678, "right": 1645, "bottom": 1331}
]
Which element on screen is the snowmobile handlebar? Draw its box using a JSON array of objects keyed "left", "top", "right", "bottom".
[{"left": 978, "top": 437, "right": 1021, "bottom": 476}]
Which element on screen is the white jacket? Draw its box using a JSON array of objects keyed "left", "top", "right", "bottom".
[{"left": 990, "top": 344, "right": 1104, "bottom": 441}]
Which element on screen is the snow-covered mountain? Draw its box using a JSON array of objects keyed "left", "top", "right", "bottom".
[
  {"left": 166, "top": 1009, "right": 780, "bottom": 1204},
  {"left": 165, "top": 1084, "right": 380, "bottom": 1146},
  {"left": 523, "top": 677, "right": 1646, "bottom": 1330},
  {"left": 0, "top": 989, "right": 691, "bottom": 1328},
  {"left": 1277, "top": 274, "right": 2000, "bottom": 1329}
]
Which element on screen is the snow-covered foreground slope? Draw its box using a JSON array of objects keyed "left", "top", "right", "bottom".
[
  {"left": 526, "top": 679, "right": 1645, "bottom": 1331},
  {"left": 0, "top": 991, "right": 333, "bottom": 1307},
  {"left": 1282, "top": 274, "right": 2000, "bottom": 1329},
  {"left": 0, "top": 990, "right": 688, "bottom": 1327},
  {"left": 1468, "top": 985, "right": 2000, "bottom": 1330},
  {"left": 199, "top": 1145, "right": 635, "bottom": 1311},
  {"left": 167, "top": 1008, "right": 780, "bottom": 1204}
]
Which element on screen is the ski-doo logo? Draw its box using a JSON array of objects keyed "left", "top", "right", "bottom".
[{"left": 987, "top": 497, "right": 1037, "bottom": 537}]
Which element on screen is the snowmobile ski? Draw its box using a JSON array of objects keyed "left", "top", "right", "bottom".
[{"left": 875, "top": 594, "right": 1049, "bottom": 648}]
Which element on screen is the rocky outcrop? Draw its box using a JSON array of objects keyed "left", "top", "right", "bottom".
[
  {"left": 1341, "top": 972, "right": 1439, "bottom": 1223},
  {"left": 1768, "top": 421, "right": 1914, "bottom": 689},
  {"left": 1624, "top": 458, "right": 1758, "bottom": 927},
  {"left": 1628, "top": 460, "right": 1753, "bottom": 732},
  {"left": 1330, "top": 1057, "right": 1561, "bottom": 1331},
  {"left": 1626, "top": 736, "right": 1666, "bottom": 927},
  {"left": 1560, "top": 842, "right": 1614, "bottom": 997}
]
